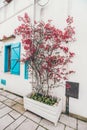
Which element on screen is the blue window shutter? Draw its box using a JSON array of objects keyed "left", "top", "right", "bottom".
[
  {"left": 4, "top": 45, "right": 11, "bottom": 72},
  {"left": 11, "top": 43, "right": 21, "bottom": 75},
  {"left": 24, "top": 61, "right": 29, "bottom": 79}
]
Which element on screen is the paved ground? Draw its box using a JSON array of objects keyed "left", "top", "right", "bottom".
[{"left": 0, "top": 89, "right": 87, "bottom": 130}]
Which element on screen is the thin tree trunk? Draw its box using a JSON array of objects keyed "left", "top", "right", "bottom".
[{"left": 46, "top": 72, "right": 50, "bottom": 96}]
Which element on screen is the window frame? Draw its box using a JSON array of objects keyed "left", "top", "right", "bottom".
[{"left": 4, "top": 43, "right": 21, "bottom": 75}]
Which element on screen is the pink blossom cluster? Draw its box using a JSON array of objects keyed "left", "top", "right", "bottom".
[{"left": 14, "top": 13, "right": 75, "bottom": 91}]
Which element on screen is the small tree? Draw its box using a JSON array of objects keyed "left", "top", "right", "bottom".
[{"left": 14, "top": 13, "right": 75, "bottom": 96}]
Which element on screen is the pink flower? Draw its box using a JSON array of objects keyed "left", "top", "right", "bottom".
[
  {"left": 63, "top": 47, "right": 69, "bottom": 53},
  {"left": 66, "top": 16, "right": 73, "bottom": 25},
  {"left": 69, "top": 52, "right": 75, "bottom": 57}
]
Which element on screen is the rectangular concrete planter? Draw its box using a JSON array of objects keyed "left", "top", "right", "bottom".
[{"left": 24, "top": 95, "right": 62, "bottom": 125}]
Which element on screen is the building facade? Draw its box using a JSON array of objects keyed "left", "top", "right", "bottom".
[{"left": 0, "top": 0, "right": 87, "bottom": 120}]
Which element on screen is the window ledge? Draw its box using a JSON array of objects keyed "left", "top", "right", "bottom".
[{"left": 0, "top": 35, "right": 16, "bottom": 42}]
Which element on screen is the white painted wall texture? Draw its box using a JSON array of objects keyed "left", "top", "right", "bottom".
[
  {"left": 0, "top": 0, "right": 87, "bottom": 118},
  {"left": 68, "top": 0, "right": 87, "bottom": 118},
  {"left": 0, "top": 0, "right": 34, "bottom": 96}
]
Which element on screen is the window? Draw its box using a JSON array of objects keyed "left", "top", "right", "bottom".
[{"left": 4, "top": 43, "right": 21, "bottom": 75}]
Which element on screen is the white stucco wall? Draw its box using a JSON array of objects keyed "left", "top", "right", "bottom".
[
  {"left": 0, "top": 0, "right": 87, "bottom": 118},
  {"left": 0, "top": 0, "right": 35, "bottom": 96},
  {"left": 68, "top": 0, "right": 87, "bottom": 118},
  {"left": 36, "top": 0, "right": 87, "bottom": 118}
]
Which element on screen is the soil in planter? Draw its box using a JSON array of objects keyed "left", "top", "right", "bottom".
[{"left": 29, "top": 93, "right": 58, "bottom": 106}]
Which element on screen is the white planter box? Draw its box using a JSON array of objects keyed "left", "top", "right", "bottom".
[{"left": 24, "top": 95, "right": 62, "bottom": 125}]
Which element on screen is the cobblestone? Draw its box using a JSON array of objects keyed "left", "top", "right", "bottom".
[{"left": 0, "top": 89, "right": 87, "bottom": 130}]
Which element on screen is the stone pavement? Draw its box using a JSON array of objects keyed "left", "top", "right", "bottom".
[{"left": 0, "top": 89, "right": 87, "bottom": 130}]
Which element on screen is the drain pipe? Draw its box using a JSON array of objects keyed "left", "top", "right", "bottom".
[
  {"left": 66, "top": 0, "right": 72, "bottom": 115},
  {"left": 37, "top": 0, "right": 49, "bottom": 21}
]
